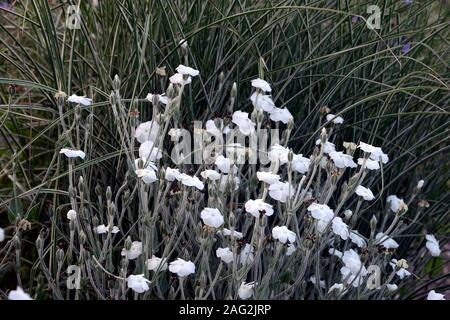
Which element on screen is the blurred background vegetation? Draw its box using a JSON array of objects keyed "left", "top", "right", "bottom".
[{"left": 0, "top": 0, "right": 448, "bottom": 298}]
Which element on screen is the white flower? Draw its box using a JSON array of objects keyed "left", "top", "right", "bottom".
[
  {"left": 250, "top": 92, "right": 276, "bottom": 113},
  {"left": 169, "top": 258, "right": 195, "bottom": 277},
  {"left": 169, "top": 73, "right": 192, "bottom": 85},
  {"left": 139, "top": 141, "right": 163, "bottom": 162},
  {"left": 165, "top": 167, "right": 181, "bottom": 182},
  {"left": 269, "top": 107, "right": 293, "bottom": 124},
  {"left": 179, "top": 173, "right": 204, "bottom": 190},
  {"left": 427, "top": 290, "right": 445, "bottom": 300},
  {"left": 60, "top": 148, "right": 86, "bottom": 159},
  {"left": 238, "top": 282, "right": 256, "bottom": 300},
  {"left": 425, "top": 234, "right": 441, "bottom": 256},
  {"left": 245, "top": 199, "right": 274, "bottom": 218},
  {"left": 175, "top": 64, "right": 199, "bottom": 76},
  {"left": 331, "top": 217, "right": 349, "bottom": 240},
  {"left": 256, "top": 171, "right": 280, "bottom": 184},
  {"left": 349, "top": 231, "right": 367, "bottom": 248},
  {"left": 358, "top": 158, "right": 380, "bottom": 170},
  {"left": 215, "top": 155, "right": 235, "bottom": 174},
  {"left": 307, "top": 203, "right": 334, "bottom": 222},
  {"left": 390, "top": 259, "right": 411, "bottom": 279},
  {"left": 239, "top": 244, "right": 254, "bottom": 265},
  {"left": 286, "top": 244, "right": 296, "bottom": 256},
  {"left": 216, "top": 247, "right": 234, "bottom": 264},
  {"left": 147, "top": 255, "right": 168, "bottom": 272},
  {"left": 387, "top": 195, "right": 408, "bottom": 213},
  {"left": 145, "top": 93, "right": 169, "bottom": 105},
  {"left": 67, "top": 94, "right": 92, "bottom": 106},
  {"left": 358, "top": 142, "right": 377, "bottom": 153},
  {"left": 386, "top": 284, "right": 398, "bottom": 292},
  {"left": 200, "top": 208, "right": 224, "bottom": 228},
  {"left": 370, "top": 147, "right": 389, "bottom": 164},
  {"left": 232, "top": 111, "right": 255, "bottom": 135},
  {"left": 135, "top": 168, "right": 158, "bottom": 184},
  {"left": 292, "top": 154, "right": 310, "bottom": 174},
  {"left": 329, "top": 151, "right": 357, "bottom": 169},
  {"left": 341, "top": 249, "right": 364, "bottom": 274},
  {"left": 95, "top": 224, "right": 119, "bottom": 234},
  {"left": 127, "top": 274, "right": 150, "bottom": 293},
  {"left": 201, "top": 169, "right": 221, "bottom": 181},
  {"left": 251, "top": 78, "right": 271, "bottom": 92},
  {"left": 135, "top": 121, "right": 160, "bottom": 143},
  {"left": 268, "top": 181, "right": 293, "bottom": 203},
  {"left": 268, "top": 144, "right": 289, "bottom": 164},
  {"left": 67, "top": 209, "right": 77, "bottom": 221},
  {"left": 205, "top": 119, "right": 224, "bottom": 136},
  {"left": 328, "top": 283, "right": 345, "bottom": 294},
  {"left": 355, "top": 185, "right": 375, "bottom": 201},
  {"left": 344, "top": 209, "right": 353, "bottom": 219},
  {"left": 272, "top": 226, "right": 296, "bottom": 244},
  {"left": 0, "top": 227, "right": 4, "bottom": 242},
  {"left": 218, "top": 228, "right": 243, "bottom": 239},
  {"left": 375, "top": 233, "right": 399, "bottom": 249},
  {"left": 316, "top": 139, "right": 336, "bottom": 154},
  {"left": 326, "top": 114, "right": 344, "bottom": 124},
  {"left": 329, "top": 248, "right": 343, "bottom": 259},
  {"left": 8, "top": 287, "right": 32, "bottom": 300},
  {"left": 121, "top": 241, "right": 142, "bottom": 260},
  {"left": 417, "top": 179, "right": 425, "bottom": 189}
]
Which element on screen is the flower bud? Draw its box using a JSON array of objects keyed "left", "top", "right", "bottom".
[
  {"left": 320, "top": 128, "right": 327, "bottom": 144},
  {"left": 166, "top": 83, "right": 174, "bottom": 98},
  {"left": 78, "top": 176, "right": 84, "bottom": 193},
  {"left": 370, "top": 215, "right": 378, "bottom": 232},
  {"left": 231, "top": 82, "right": 237, "bottom": 98},
  {"left": 78, "top": 231, "right": 87, "bottom": 245},
  {"left": 228, "top": 211, "right": 236, "bottom": 228},
  {"left": 106, "top": 186, "right": 112, "bottom": 201},
  {"left": 287, "top": 117, "right": 294, "bottom": 130},
  {"left": 56, "top": 248, "right": 65, "bottom": 263},
  {"left": 95, "top": 184, "right": 102, "bottom": 198},
  {"left": 417, "top": 179, "right": 424, "bottom": 189},
  {"left": 125, "top": 236, "right": 132, "bottom": 251},
  {"left": 113, "top": 74, "right": 121, "bottom": 91},
  {"left": 68, "top": 186, "right": 77, "bottom": 199}
]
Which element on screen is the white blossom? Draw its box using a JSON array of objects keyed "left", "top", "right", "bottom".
[
  {"left": 165, "top": 167, "right": 181, "bottom": 181},
  {"left": 176, "top": 64, "right": 199, "bottom": 76},
  {"left": 147, "top": 255, "right": 168, "bottom": 272},
  {"left": 60, "top": 148, "right": 86, "bottom": 159},
  {"left": 316, "top": 139, "right": 336, "bottom": 154},
  {"left": 251, "top": 78, "right": 271, "bottom": 92},
  {"left": 238, "top": 282, "right": 256, "bottom": 300},
  {"left": 358, "top": 142, "right": 377, "bottom": 153},
  {"left": 169, "top": 258, "right": 195, "bottom": 277},
  {"left": 329, "top": 151, "right": 357, "bottom": 169},
  {"left": 386, "top": 284, "right": 398, "bottom": 292},
  {"left": 370, "top": 147, "right": 389, "bottom": 164},
  {"left": 179, "top": 173, "right": 204, "bottom": 190},
  {"left": 425, "top": 234, "right": 441, "bottom": 256},
  {"left": 390, "top": 259, "right": 411, "bottom": 279},
  {"left": 326, "top": 114, "right": 344, "bottom": 124},
  {"left": 417, "top": 179, "right": 425, "bottom": 189},
  {"left": 375, "top": 233, "right": 399, "bottom": 249},
  {"left": 218, "top": 228, "right": 243, "bottom": 239},
  {"left": 427, "top": 290, "right": 445, "bottom": 300},
  {"left": 8, "top": 287, "right": 32, "bottom": 300},
  {"left": 200, "top": 208, "right": 224, "bottom": 228},
  {"left": 216, "top": 247, "right": 234, "bottom": 264},
  {"left": 268, "top": 144, "right": 289, "bottom": 164},
  {"left": 232, "top": 111, "right": 255, "bottom": 135},
  {"left": 67, "top": 209, "right": 77, "bottom": 221},
  {"left": 268, "top": 181, "right": 293, "bottom": 203},
  {"left": 127, "top": 274, "right": 150, "bottom": 293},
  {"left": 355, "top": 185, "right": 375, "bottom": 201},
  {"left": 135, "top": 121, "right": 159, "bottom": 143},
  {"left": 250, "top": 92, "right": 276, "bottom": 113},
  {"left": 121, "top": 241, "right": 142, "bottom": 260},
  {"left": 349, "top": 231, "right": 367, "bottom": 248},
  {"left": 272, "top": 226, "right": 296, "bottom": 244},
  {"left": 169, "top": 73, "right": 192, "bottom": 85},
  {"left": 307, "top": 203, "right": 334, "bottom": 222},
  {"left": 331, "top": 217, "right": 349, "bottom": 240},
  {"left": 256, "top": 171, "right": 280, "bottom": 184},
  {"left": 358, "top": 158, "right": 380, "bottom": 170},
  {"left": 200, "top": 169, "right": 221, "bottom": 181},
  {"left": 95, "top": 224, "right": 119, "bottom": 234},
  {"left": 387, "top": 195, "right": 408, "bottom": 213},
  {"left": 139, "top": 141, "right": 163, "bottom": 162},
  {"left": 215, "top": 155, "right": 236, "bottom": 174},
  {"left": 245, "top": 199, "right": 274, "bottom": 218},
  {"left": 286, "top": 244, "right": 296, "bottom": 256},
  {"left": 239, "top": 244, "right": 254, "bottom": 265},
  {"left": 269, "top": 107, "right": 293, "bottom": 124},
  {"left": 67, "top": 94, "right": 92, "bottom": 106},
  {"left": 135, "top": 168, "right": 158, "bottom": 184},
  {"left": 145, "top": 93, "right": 169, "bottom": 105},
  {"left": 292, "top": 154, "right": 310, "bottom": 174}
]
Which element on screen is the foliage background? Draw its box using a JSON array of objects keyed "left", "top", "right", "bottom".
[{"left": 0, "top": 0, "right": 448, "bottom": 299}]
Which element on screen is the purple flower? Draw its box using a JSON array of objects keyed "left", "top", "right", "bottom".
[
  {"left": 0, "top": 2, "right": 11, "bottom": 10},
  {"left": 401, "top": 43, "right": 411, "bottom": 55}
]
